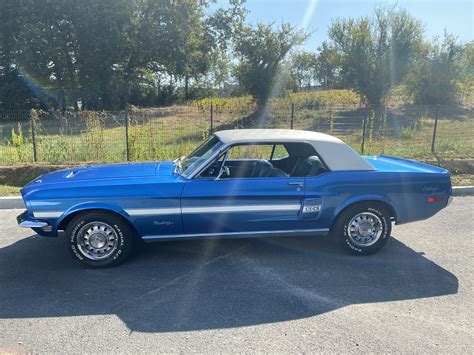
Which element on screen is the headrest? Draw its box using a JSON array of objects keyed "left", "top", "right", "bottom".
[
  {"left": 306, "top": 156, "right": 322, "bottom": 174},
  {"left": 306, "top": 155, "right": 320, "bottom": 164}
]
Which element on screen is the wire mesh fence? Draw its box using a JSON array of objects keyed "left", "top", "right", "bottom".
[{"left": 0, "top": 103, "right": 472, "bottom": 164}]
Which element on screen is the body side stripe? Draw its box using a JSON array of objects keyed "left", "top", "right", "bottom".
[{"left": 125, "top": 208, "right": 181, "bottom": 216}]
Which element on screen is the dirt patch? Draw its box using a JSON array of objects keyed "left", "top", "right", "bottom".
[
  {"left": 424, "top": 158, "right": 474, "bottom": 175},
  {"left": 0, "top": 164, "right": 79, "bottom": 186}
]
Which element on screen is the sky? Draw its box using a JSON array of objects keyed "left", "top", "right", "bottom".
[{"left": 214, "top": 0, "right": 473, "bottom": 51}]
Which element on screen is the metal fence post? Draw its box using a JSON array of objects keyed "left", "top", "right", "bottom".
[
  {"left": 125, "top": 111, "right": 130, "bottom": 161},
  {"left": 30, "top": 111, "right": 37, "bottom": 162},
  {"left": 290, "top": 103, "right": 295, "bottom": 129},
  {"left": 210, "top": 103, "right": 214, "bottom": 134},
  {"left": 361, "top": 109, "right": 368, "bottom": 154},
  {"left": 431, "top": 105, "right": 439, "bottom": 154}
]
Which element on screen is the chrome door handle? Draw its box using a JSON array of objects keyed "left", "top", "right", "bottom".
[{"left": 288, "top": 181, "right": 304, "bottom": 186}]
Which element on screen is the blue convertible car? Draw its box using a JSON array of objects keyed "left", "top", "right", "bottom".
[{"left": 17, "top": 129, "right": 452, "bottom": 267}]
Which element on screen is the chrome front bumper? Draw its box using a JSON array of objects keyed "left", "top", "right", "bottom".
[{"left": 17, "top": 210, "right": 49, "bottom": 228}]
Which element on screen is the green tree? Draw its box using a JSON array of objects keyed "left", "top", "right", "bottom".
[
  {"left": 327, "top": 7, "right": 424, "bottom": 104},
  {"left": 122, "top": 0, "right": 228, "bottom": 104},
  {"left": 18, "top": 0, "right": 82, "bottom": 110},
  {"left": 71, "top": 0, "right": 138, "bottom": 109},
  {"left": 0, "top": 0, "right": 238, "bottom": 109},
  {"left": 458, "top": 41, "right": 474, "bottom": 102},
  {"left": 404, "top": 33, "right": 465, "bottom": 104},
  {"left": 234, "top": 23, "right": 305, "bottom": 106},
  {"left": 205, "top": 0, "right": 247, "bottom": 96},
  {"left": 0, "top": 0, "right": 40, "bottom": 109},
  {"left": 289, "top": 51, "right": 317, "bottom": 91},
  {"left": 315, "top": 42, "right": 341, "bottom": 89}
]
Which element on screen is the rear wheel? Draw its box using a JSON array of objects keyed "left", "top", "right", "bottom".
[
  {"left": 66, "top": 211, "right": 134, "bottom": 268},
  {"left": 333, "top": 203, "right": 392, "bottom": 255}
]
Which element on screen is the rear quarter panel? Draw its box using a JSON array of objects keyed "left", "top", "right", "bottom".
[{"left": 305, "top": 170, "right": 452, "bottom": 227}]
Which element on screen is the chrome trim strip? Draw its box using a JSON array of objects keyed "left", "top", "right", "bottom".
[
  {"left": 32, "top": 204, "right": 302, "bottom": 219},
  {"left": 125, "top": 208, "right": 181, "bottom": 216},
  {"left": 19, "top": 220, "right": 49, "bottom": 228},
  {"left": 142, "top": 228, "right": 329, "bottom": 241},
  {"left": 126, "top": 204, "right": 301, "bottom": 216},
  {"left": 33, "top": 211, "right": 63, "bottom": 218},
  {"left": 183, "top": 204, "right": 301, "bottom": 214}
]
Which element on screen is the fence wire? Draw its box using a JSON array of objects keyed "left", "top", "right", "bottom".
[{"left": 0, "top": 104, "right": 472, "bottom": 164}]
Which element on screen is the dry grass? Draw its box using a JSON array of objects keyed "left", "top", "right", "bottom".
[
  {"left": 0, "top": 101, "right": 472, "bottom": 165},
  {"left": 451, "top": 174, "right": 474, "bottom": 186},
  {"left": 0, "top": 185, "right": 20, "bottom": 196}
]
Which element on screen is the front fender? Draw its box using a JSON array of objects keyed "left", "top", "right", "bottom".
[{"left": 57, "top": 201, "right": 130, "bottom": 230}]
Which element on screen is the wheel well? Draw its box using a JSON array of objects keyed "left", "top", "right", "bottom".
[
  {"left": 58, "top": 208, "right": 139, "bottom": 237},
  {"left": 336, "top": 200, "right": 397, "bottom": 223}
]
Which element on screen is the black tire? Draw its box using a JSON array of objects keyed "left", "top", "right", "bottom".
[
  {"left": 332, "top": 203, "right": 392, "bottom": 255},
  {"left": 65, "top": 211, "right": 135, "bottom": 268}
]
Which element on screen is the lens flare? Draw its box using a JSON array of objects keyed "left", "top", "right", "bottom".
[
  {"left": 15, "top": 68, "right": 60, "bottom": 110},
  {"left": 255, "top": 0, "right": 319, "bottom": 128}
]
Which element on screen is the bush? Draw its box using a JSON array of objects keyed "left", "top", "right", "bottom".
[{"left": 400, "top": 127, "right": 415, "bottom": 140}]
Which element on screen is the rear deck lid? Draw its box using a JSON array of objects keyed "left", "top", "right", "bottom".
[{"left": 363, "top": 155, "right": 448, "bottom": 174}]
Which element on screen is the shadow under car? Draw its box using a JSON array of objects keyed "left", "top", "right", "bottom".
[{"left": 0, "top": 234, "right": 458, "bottom": 333}]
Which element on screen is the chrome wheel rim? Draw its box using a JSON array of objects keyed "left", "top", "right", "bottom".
[
  {"left": 347, "top": 212, "right": 383, "bottom": 247},
  {"left": 76, "top": 222, "right": 119, "bottom": 260}
]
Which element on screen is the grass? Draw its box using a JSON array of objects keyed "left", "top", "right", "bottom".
[
  {"left": 0, "top": 109, "right": 211, "bottom": 164},
  {"left": 0, "top": 96, "right": 472, "bottom": 195},
  {"left": 0, "top": 101, "right": 472, "bottom": 165},
  {"left": 451, "top": 174, "right": 474, "bottom": 187},
  {"left": 344, "top": 119, "right": 474, "bottom": 159},
  {"left": 0, "top": 185, "right": 20, "bottom": 196}
]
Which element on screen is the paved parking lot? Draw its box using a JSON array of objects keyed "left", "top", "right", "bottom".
[{"left": 0, "top": 197, "right": 473, "bottom": 353}]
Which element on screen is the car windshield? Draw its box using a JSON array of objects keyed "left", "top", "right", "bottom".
[{"left": 177, "top": 135, "right": 223, "bottom": 177}]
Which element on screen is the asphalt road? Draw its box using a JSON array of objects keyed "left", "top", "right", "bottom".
[{"left": 0, "top": 198, "right": 473, "bottom": 353}]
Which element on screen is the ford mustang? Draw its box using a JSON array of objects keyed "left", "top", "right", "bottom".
[{"left": 17, "top": 129, "right": 452, "bottom": 267}]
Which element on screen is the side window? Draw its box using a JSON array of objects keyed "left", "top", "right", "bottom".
[
  {"left": 219, "top": 144, "right": 291, "bottom": 179},
  {"left": 227, "top": 144, "right": 273, "bottom": 160},
  {"left": 270, "top": 144, "right": 289, "bottom": 160},
  {"left": 196, "top": 142, "right": 326, "bottom": 179},
  {"left": 283, "top": 142, "right": 327, "bottom": 177}
]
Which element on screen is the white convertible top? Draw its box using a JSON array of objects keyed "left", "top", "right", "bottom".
[{"left": 215, "top": 129, "right": 375, "bottom": 171}]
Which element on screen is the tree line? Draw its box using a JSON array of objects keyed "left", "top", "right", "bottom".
[{"left": 0, "top": 1, "right": 472, "bottom": 111}]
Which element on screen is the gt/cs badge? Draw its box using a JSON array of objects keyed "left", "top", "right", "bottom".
[{"left": 303, "top": 206, "right": 321, "bottom": 213}]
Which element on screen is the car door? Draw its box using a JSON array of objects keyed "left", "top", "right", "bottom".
[
  {"left": 181, "top": 143, "right": 308, "bottom": 236},
  {"left": 181, "top": 176, "right": 306, "bottom": 235}
]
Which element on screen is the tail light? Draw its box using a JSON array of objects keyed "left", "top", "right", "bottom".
[{"left": 427, "top": 196, "right": 444, "bottom": 203}]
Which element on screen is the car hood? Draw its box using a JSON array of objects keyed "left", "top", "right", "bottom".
[{"left": 27, "top": 161, "right": 176, "bottom": 185}]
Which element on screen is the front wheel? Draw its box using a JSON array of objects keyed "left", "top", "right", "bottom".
[
  {"left": 66, "top": 211, "right": 135, "bottom": 268},
  {"left": 332, "top": 203, "right": 392, "bottom": 255}
]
